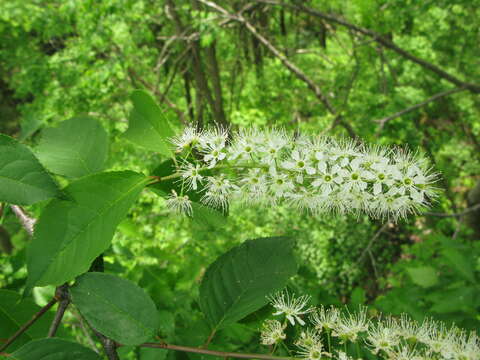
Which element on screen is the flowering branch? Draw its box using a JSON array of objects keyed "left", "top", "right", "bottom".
[{"left": 165, "top": 126, "right": 438, "bottom": 220}]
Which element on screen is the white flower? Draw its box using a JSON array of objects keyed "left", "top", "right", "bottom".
[
  {"left": 239, "top": 169, "right": 268, "bottom": 203},
  {"left": 201, "top": 176, "right": 237, "bottom": 210},
  {"left": 341, "top": 158, "right": 373, "bottom": 192},
  {"left": 295, "top": 329, "right": 324, "bottom": 360},
  {"left": 282, "top": 149, "right": 316, "bottom": 183},
  {"left": 370, "top": 162, "right": 395, "bottom": 195},
  {"left": 310, "top": 305, "right": 340, "bottom": 332},
  {"left": 287, "top": 188, "right": 322, "bottom": 213},
  {"left": 268, "top": 291, "right": 312, "bottom": 326},
  {"left": 389, "top": 344, "right": 422, "bottom": 360},
  {"left": 336, "top": 351, "right": 354, "bottom": 360},
  {"left": 165, "top": 190, "right": 192, "bottom": 216},
  {"left": 200, "top": 127, "right": 228, "bottom": 148},
  {"left": 260, "top": 129, "right": 289, "bottom": 164},
  {"left": 454, "top": 331, "right": 480, "bottom": 360},
  {"left": 269, "top": 168, "right": 295, "bottom": 197},
  {"left": 260, "top": 320, "right": 286, "bottom": 345},
  {"left": 365, "top": 317, "right": 400, "bottom": 355},
  {"left": 361, "top": 145, "right": 391, "bottom": 170},
  {"left": 311, "top": 163, "right": 343, "bottom": 196},
  {"left": 396, "top": 314, "right": 431, "bottom": 343},
  {"left": 332, "top": 307, "right": 369, "bottom": 343},
  {"left": 202, "top": 143, "right": 226, "bottom": 168},
  {"left": 228, "top": 129, "right": 260, "bottom": 160},
  {"left": 170, "top": 126, "right": 203, "bottom": 151},
  {"left": 180, "top": 162, "right": 204, "bottom": 190}
]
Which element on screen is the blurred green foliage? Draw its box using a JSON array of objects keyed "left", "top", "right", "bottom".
[{"left": 1, "top": 0, "right": 479, "bottom": 357}]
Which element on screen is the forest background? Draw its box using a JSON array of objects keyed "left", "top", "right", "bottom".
[{"left": 0, "top": 0, "right": 479, "bottom": 358}]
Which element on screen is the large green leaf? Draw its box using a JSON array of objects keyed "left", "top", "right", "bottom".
[
  {"left": 11, "top": 338, "right": 101, "bottom": 360},
  {"left": 35, "top": 116, "right": 109, "bottom": 178},
  {"left": 124, "top": 90, "right": 175, "bottom": 156},
  {"left": 70, "top": 272, "right": 159, "bottom": 346},
  {"left": 0, "top": 134, "right": 60, "bottom": 205},
  {"left": 0, "top": 290, "right": 55, "bottom": 352},
  {"left": 26, "top": 171, "right": 147, "bottom": 290},
  {"left": 199, "top": 237, "right": 297, "bottom": 330}
]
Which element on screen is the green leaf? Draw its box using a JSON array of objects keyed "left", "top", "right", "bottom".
[
  {"left": 440, "top": 239, "right": 476, "bottom": 283},
  {"left": 36, "top": 116, "right": 109, "bottom": 178},
  {"left": 406, "top": 266, "right": 439, "bottom": 288},
  {"left": 0, "top": 134, "right": 60, "bottom": 205},
  {"left": 428, "top": 286, "right": 476, "bottom": 314},
  {"left": 11, "top": 338, "right": 101, "bottom": 360},
  {"left": 0, "top": 290, "right": 55, "bottom": 352},
  {"left": 124, "top": 90, "right": 175, "bottom": 156},
  {"left": 150, "top": 159, "right": 227, "bottom": 228},
  {"left": 199, "top": 237, "right": 297, "bottom": 330},
  {"left": 26, "top": 171, "right": 147, "bottom": 290},
  {"left": 70, "top": 272, "right": 159, "bottom": 346}
]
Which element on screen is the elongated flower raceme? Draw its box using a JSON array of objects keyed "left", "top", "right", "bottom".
[{"left": 167, "top": 126, "right": 438, "bottom": 220}]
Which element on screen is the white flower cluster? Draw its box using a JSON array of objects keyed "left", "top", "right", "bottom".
[
  {"left": 260, "top": 292, "right": 480, "bottom": 360},
  {"left": 260, "top": 319, "right": 286, "bottom": 345},
  {"left": 168, "top": 126, "right": 438, "bottom": 220}
]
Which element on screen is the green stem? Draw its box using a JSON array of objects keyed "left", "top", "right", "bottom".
[{"left": 326, "top": 329, "right": 332, "bottom": 354}]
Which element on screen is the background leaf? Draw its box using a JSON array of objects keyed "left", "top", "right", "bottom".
[
  {"left": 0, "top": 134, "right": 59, "bottom": 205},
  {"left": 26, "top": 171, "right": 147, "bottom": 290},
  {"left": 35, "top": 116, "right": 109, "bottom": 178},
  {"left": 11, "top": 338, "right": 101, "bottom": 360},
  {"left": 70, "top": 272, "right": 159, "bottom": 346},
  {"left": 124, "top": 90, "right": 175, "bottom": 156},
  {"left": 199, "top": 236, "right": 297, "bottom": 330},
  {"left": 0, "top": 290, "right": 56, "bottom": 352},
  {"left": 406, "top": 266, "right": 439, "bottom": 288}
]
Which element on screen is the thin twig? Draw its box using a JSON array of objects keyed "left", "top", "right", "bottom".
[
  {"left": 70, "top": 308, "right": 100, "bottom": 353},
  {"left": 375, "top": 87, "right": 467, "bottom": 128},
  {"left": 0, "top": 297, "right": 58, "bottom": 352},
  {"left": 92, "top": 329, "right": 120, "bottom": 360},
  {"left": 48, "top": 284, "right": 70, "bottom": 337},
  {"left": 141, "top": 342, "right": 295, "bottom": 360},
  {"left": 423, "top": 203, "right": 480, "bottom": 218},
  {"left": 10, "top": 205, "right": 36, "bottom": 236},
  {"left": 202, "top": 329, "right": 217, "bottom": 348},
  {"left": 358, "top": 223, "right": 390, "bottom": 263}
]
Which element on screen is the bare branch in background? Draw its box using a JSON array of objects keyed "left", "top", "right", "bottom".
[
  {"left": 375, "top": 87, "right": 467, "bottom": 130},
  {"left": 255, "top": 0, "right": 480, "bottom": 94},
  {"left": 10, "top": 205, "right": 36, "bottom": 236},
  {"left": 197, "top": 0, "right": 357, "bottom": 138},
  {"left": 424, "top": 203, "right": 480, "bottom": 218}
]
